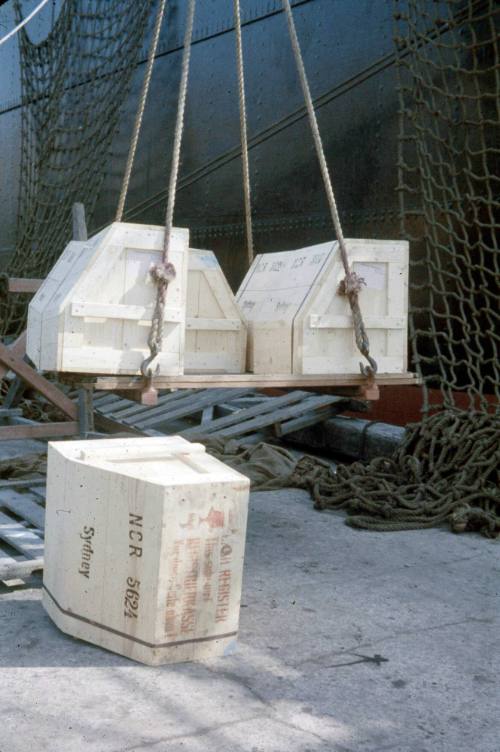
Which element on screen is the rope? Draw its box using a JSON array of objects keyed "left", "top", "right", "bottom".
[
  {"left": 233, "top": 0, "right": 254, "bottom": 267},
  {"left": 289, "top": 410, "right": 500, "bottom": 538},
  {"left": 142, "top": 0, "right": 196, "bottom": 378},
  {"left": 116, "top": 0, "right": 168, "bottom": 223},
  {"left": 0, "top": 0, "right": 51, "bottom": 47},
  {"left": 281, "top": 0, "right": 377, "bottom": 377}
]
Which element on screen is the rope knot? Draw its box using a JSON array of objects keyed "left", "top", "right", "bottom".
[
  {"left": 150, "top": 261, "right": 176, "bottom": 286},
  {"left": 338, "top": 271, "right": 366, "bottom": 297}
]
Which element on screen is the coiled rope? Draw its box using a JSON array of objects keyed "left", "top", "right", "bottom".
[{"left": 290, "top": 410, "right": 500, "bottom": 538}]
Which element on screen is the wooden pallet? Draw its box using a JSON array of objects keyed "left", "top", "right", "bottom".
[
  {"left": 93, "top": 387, "right": 361, "bottom": 442},
  {"left": 0, "top": 476, "right": 46, "bottom": 584}
]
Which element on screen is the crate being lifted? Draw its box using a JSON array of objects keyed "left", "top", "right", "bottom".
[
  {"left": 237, "top": 238, "right": 409, "bottom": 375},
  {"left": 27, "top": 222, "right": 189, "bottom": 375},
  {"left": 186, "top": 249, "right": 246, "bottom": 374}
]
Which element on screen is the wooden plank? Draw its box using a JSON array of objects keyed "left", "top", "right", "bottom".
[
  {"left": 274, "top": 406, "right": 339, "bottom": 437},
  {"left": 0, "top": 331, "right": 27, "bottom": 380},
  {"left": 0, "top": 510, "right": 44, "bottom": 558},
  {"left": 0, "top": 341, "right": 78, "bottom": 419},
  {"left": 133, "top": 388, "right": 253, "bottom": 429},
  {"left": 0, "top": 490, "right": 45, "bottom": 530},
  {"left": 96, "top": 397, "right": 135, "bottom": 415},
  {"left": 0, "top": 555, "right": 44, "bottom": 581},
  {"left": 212, "top": 395, "right": 347, "bottom": 439},
  {"left": 119, "top": 389, "right": 202, "bottom": 426},
  {"left": 309, "top": 315, "right": 405, "bottom": 329},
  {"left": 0, "top": 477, "right": 45, "bottom": 490},
  {"left": 7, "top": 278, "right": 43, "bottom": 294},
  {"left": 181, "top": 390, "right": 308, "bottom": 438},
  {"left": 104, "top": 390, "right": 189, "bottom": 420},
  {"left": 71, "top": 302, "right": 183, "bottom": 323},
  {"left": 83, "top": 372, "right": 418, "bottom": 392},
  {"left": 0, "top": 422, "right": 79, "bottom": 440},
  {"left": 93, "top": 412, "right": 145, "bottom": 437}
]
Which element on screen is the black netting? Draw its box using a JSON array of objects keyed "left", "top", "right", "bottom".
[{"left": 0, "top": 0, "right": 151, "bottom": 337}]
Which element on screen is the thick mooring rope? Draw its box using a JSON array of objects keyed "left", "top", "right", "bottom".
[
  {"left": 282, "top": 0, "right": 377, "bottom": 377},
  {"left": 291, "top": 410, "right": 500, "bottom": 538}
]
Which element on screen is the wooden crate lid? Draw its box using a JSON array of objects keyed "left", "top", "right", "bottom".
[{"left": 48, "top": 436, "right": 250, "bottom": 486}]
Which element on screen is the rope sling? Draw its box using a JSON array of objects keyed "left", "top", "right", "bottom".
[{"left": 115, "top": 0, "right": 377, "bottom": 383}]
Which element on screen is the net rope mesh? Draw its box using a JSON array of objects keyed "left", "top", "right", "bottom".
[
  {"left": 395, "top": 0, "right": 499, "bottom": 413},
  {"left": 314, "top": 0, "right": 499, "bottom": 536},
  {"left": 0, "top": 0, "right": 151, "bottom": 337}
]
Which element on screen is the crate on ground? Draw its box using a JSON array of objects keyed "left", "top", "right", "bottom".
[
  {"left": 237, "top": 239, "right": 409, "bottom": 375},
  {"left": 26, "top": 222, "right": 189, "bottom": 375},
  {"left": 42, "top": 436, "right": 250, "bottom": 666},
  {"left": 186, "top": 249, "right": 246, "bottom": 374}
]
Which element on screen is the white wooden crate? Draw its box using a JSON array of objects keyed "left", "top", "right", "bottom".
[
  {"left": 26, "top": 222, "right": 189, "bottom": 375},
  {"left": 186, "top": 249, "right": 246, "bottom": 374},
  {"left": 42, "top": 436, "right": 250, "bottom": 666},
  {"left": 237, "top": 239, "right": 409, "bottom": 375}
]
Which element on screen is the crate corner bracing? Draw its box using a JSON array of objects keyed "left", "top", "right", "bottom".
[
  {"left": 236, "top": 239, "right": 409, "bottom": 375},
  {"left": 26, "top": 222, "right": 190, "bottom": 375},
  {"left": 186, "top": 248, "right": 247, "bottom": 374}
]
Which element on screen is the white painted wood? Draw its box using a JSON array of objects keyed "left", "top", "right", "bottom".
[
  {"left": 237, "top": 239, "right": 409, "bottom": 375},
  {"left": 26, "top": 223, "right": 189, "bottom": 375},
  {"left": 42, "top": 436, "right": 250, "bottom": 666},
  {"left": 185, "top": 249, "right": 247, "bottom": 374}
]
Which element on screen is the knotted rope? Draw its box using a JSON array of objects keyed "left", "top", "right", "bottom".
[
  {"left": 141, "top": 0, "right": 196, "bottom": 379},
  {"left": 282, "top": 0, "right": 377, "bottom": 377}
]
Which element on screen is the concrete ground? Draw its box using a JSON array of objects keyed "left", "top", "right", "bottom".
[{"left": 0, "top": 488, "right": 498, "bottom": 752}]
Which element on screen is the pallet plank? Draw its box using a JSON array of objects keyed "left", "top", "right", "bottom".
[
  {"left": 0, "top": 555, "right": 44, "bottom": 581},
  {"left": 275, "top": 406, "right": 340, "bottom": 437},
  {"left": 0, "top": 422, "right": 79, "bottom": 440},
  {"left": 83, "top": 372, "right": 418, "bottom": 392},
  {"left": 0, "top": 510, "right": 44, "bottom": 558},
  {"left": 181, "top": 390, "right": 308, "bottom": 439},
  {"left": 106, "top": 390, "right": 191, "bottom": 420},
  {"left": 133, "top": 388, "right": 253, "bottom": 429},
  {"left": 0, "top": 490, "right": 45, "bottom": 530},
  {"left": 212, "top": 395, "right": 347, "bottom": 439}
]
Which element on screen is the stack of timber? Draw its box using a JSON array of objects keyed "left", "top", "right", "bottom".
[
  {"left": 91, "top": 388, "right": 363, "bottom": 442},
  {"left": 237, "top": 239, "right": 409, "bottom": 375},
  {"left": 0, "top": 475, "right": 46, "bottom": 584}
]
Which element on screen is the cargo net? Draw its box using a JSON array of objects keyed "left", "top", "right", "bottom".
[
  {"left": 305, "top": 0, "right": 500, "bottom": 537},
  {"left": 0, "top": 0, "right": 150, "bottom": 338}
]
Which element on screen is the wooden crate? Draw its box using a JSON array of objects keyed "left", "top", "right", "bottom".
[
  {"left": 237, "top": 239, "right": 409, "bottom": 375},
  {"left": 26, "top": 222, "right": 189, "bottom": 375},
  {"left": 42, "top": 436, "right": 250, "bottom": 665},
  {"left": 186, "top": 249, "right": 246, "bottom": 373}
]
